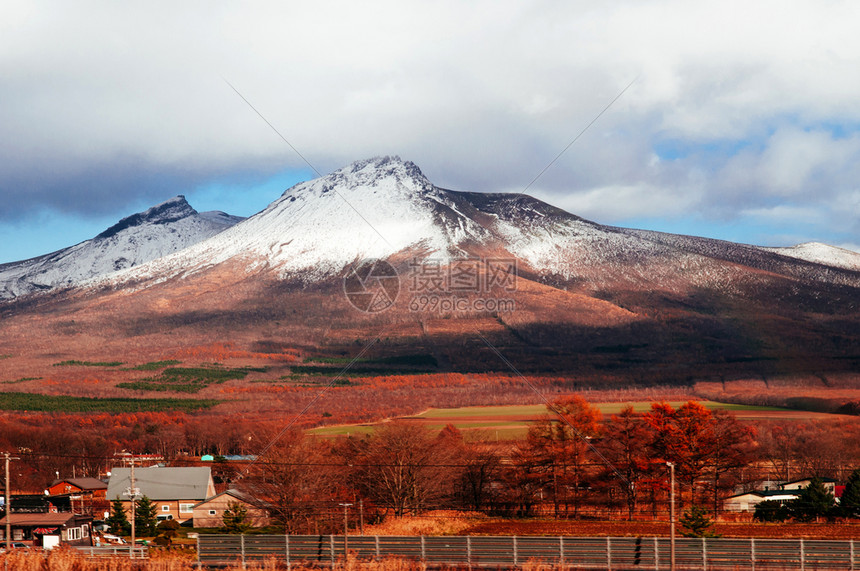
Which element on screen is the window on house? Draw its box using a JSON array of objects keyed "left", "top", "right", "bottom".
[
  {"left": 161, "top": 505, "right": 170, "bottom": 511},
  {"left": 179, "top": 503, "right": 195, "bottom": 513},
  {"left": 67, "top": 528, "right": 82, "bottom": 541},
  {"left": 208, "top": 510, "right": 217, "bottom": 516},
  {"left": 82, "top": 525, "right": 89, "bottom": 538}
]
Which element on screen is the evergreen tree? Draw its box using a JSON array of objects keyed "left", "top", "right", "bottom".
[
  {"left": 679, "top": 505, "right": 720, "bottom": 537},
  {"left": 841, "top": 469, "right": 860, "bottom": 518},
  {"left": 789, "top": 477, "right": 836, "bottom": 522},
  {"left": 222, "top": 502, "right": 252, "bottom": 533},
  {"left": 134, "top": 496, "right": 159, "bottom": 536},
  {"left": 753, "top": 499, "right": 788, "bottom": 522},
  {"left": 106, "top": 497, "right": 131, "bottom": 536}
]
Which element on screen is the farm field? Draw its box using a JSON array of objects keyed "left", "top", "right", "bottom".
[{"left": 308, "top": 400, "right": 852, "bottom": 439}]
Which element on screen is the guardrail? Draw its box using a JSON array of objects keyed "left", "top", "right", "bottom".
[
  {"left": 197, "top": 534, "right": 860, "bottom": 569},
  {"left": 75, "top": 545, "right": 149, "bottom": 558}
]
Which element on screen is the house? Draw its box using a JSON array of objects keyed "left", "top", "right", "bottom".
[
  {"left": 47, "top": 477, "right": 109, "bottom": 517},
  {"left": 47, "top": 477, "right": 107, "bottom": 499},
  {"left": 191, "top": 489, "right": 270, "bottom": 528},
  {"left": 723, "top": 489, "right": 799, "bottom": 512},
  {"left": 724, "top": 477, "right": 843, "bottom": 512},
  {"left": 781, "top": 477, "right": 838, "bottom": 494},
  {"left": 0, "top": 513, "right": 93, "bottom": 549},
  {"left": 106, "top": 466, "right": 216, "bottom": 524}
]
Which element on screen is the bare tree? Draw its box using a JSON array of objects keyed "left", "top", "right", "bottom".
[
  {"left": 708, "top": 410, "right": 758, "bottom": 513},
  {"left": 240, "top": 430, "right": 339, "bottom": 533},
  {"left": 347, "top": 421, "right": 460, "bottom": 517}
]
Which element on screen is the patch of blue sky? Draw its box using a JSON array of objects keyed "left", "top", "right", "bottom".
[
  {"left": 618, "top": 212, "right": 839, "bottom": 248},
  {"left": 653, "top": 116, "right": 860, "bottom": 162},
  {"left": 0, "top": 168, "right": 313, "bottom": 265},
  {"left": 803, "top": 120, "right": 860, "bottom": 139},
  {"left": 185, "top": 167, "right": 312, "bottom": 218},
  {"left": 0, "top": 210, "right": 119, "bottom": 265},
  {"left": 653, "top": 137, "right": 760, "bottom": 161}
]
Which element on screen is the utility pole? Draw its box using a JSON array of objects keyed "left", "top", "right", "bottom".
[
  {"left": 339, "top": 503, "right": 352, "bottom": 557},
  {"left": 123, "top": 456, "right": 139, "bottom": 558},
  {"left": 667, "top": 461, "right": 676, "bottom": 571},
  {"left": 4, "top": 453, "right": 19, "bottom": 555},
  {"left": 358, "top": 499, "right": 364, "bottom": 535}
]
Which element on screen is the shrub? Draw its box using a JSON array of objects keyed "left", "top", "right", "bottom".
[
  {"left": 679, "top": 505, "right": 720, "bottom": 538},
  {"left": 753, "top": 500, "right": 789, "bottom": 522}
]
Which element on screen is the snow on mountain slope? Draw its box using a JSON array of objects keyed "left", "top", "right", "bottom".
[
  {"left": 101, "top": 156, "right": 634, "bottom": 287},
  {"left": 105, "top": 157, "right": 493, "bottom": 284},
  {"left": 98, "top": 156, "right": 860, "bottom": 296},
  {"left": 761, "top": 242, "right": 860, "bottom": 271},
  {"left": 0, "top": 196, "right": 243, "bottom": 299}
]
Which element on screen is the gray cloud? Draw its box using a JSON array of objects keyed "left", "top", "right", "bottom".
[{"left": 2, "top": 0, "right": 859, "bottom": 248}]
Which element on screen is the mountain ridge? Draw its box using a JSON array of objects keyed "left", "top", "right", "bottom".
[
  {"left": 2, "top": 155, "right": 858, "bottom": 306},
  {"left": 88, "top": 156, "right": 856, "bottom": 297},
  {"left": 0, "top": 156, "right": 857, "bottom": 390},
  {"left": 0, "top": 195, "right": 243, "bottom": 299}
]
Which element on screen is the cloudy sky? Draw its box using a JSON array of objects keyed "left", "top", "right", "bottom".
[{"left": 2, "top": 0, "right": 859, "bottom": 264}]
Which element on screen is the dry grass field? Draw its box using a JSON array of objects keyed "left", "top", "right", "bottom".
[
  {"left": 0, "top": 548, "right": 439, "bottom": 571},
  {"left": 309, "top": 398, "right": 858, "bottom": 440}
]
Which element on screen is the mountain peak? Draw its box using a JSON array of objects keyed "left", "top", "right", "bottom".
[
  {"left": 297, "top": 156, "right": 435, "bottom": 199},
  {"left": 96, "top": 196, "right": 197, "bottom": 240},
  {"left": 0, "top": 194, "right": 242, "bottom": 299},
  {"left": 345, "top": 155, "right": 425, "bottom": 179}
]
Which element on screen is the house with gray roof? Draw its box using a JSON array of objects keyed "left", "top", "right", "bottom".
[{"left": 106, "top": 467, "right": 215, "bottom": 524}]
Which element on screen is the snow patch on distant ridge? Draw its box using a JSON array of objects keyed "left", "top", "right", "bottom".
[{"left": 761, "top": 242, "right": 860, "bottom": 271}]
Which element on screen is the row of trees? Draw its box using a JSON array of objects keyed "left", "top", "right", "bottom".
[
  {"left": 7, "top": 396, "right": 860, "bottom": 531},
  {"left": 234, "top": 398, "right": 767, "bottom": 532},
  {"left": 5, "top": 393, "right": 860, "bottom": 493}
]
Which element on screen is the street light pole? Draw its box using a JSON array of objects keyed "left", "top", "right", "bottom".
[
  {"left": 339, "top": 503, "right": 352, "bottom": 558},
  {"left": 667, "top": 461, "right": 675, "bottom": 571}
]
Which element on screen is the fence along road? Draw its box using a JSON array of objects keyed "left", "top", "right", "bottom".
[{"left": 197, "top": 534, "right": 860, "bottom": 569}]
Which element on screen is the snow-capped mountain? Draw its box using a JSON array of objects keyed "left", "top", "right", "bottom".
[
  {"left": 101, "top": 156, "right": 859, "bottom": 297},
  {"left": 4, "top": 156, "right": 857, "bottom": 302},
  {"left": 0, "top": 196, "right": 243, "bottom": 299},
  {"left": 760, "top": 242, "right": 860, "bottom": 271},
  {"left": 2, "top": 157, "right": 857, "bottom": 387}
]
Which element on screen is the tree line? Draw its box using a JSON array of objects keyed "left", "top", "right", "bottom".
[
  {"left": 5, "top": 396, "right": 860, "bottom": 529},
  {"left": 231, "top": 397, "right": 860, "bottom": 532}
]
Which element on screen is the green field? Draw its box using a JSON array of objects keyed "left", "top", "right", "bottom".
[
  {"left": 415, "top": 400, "right": 784, "bottom": 418},
  {"left": 309, "top": 400, "right": 794, "bottom": 439},
  {"left": 0, "top": 392, "right": 219, "bottom": 412},
  {"left": 117, "top": 365, "right": 266, "bottom": 393},
  {"left": 53, "top": 360, "right": 124, "bottom": 367}
]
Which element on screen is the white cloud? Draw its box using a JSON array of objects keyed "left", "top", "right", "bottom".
[
  {"left": 751, "top": 128, "right": 860, "bottom": 197},
  {"left": 535, "top": 182, "right": 700, "bottom": 222}
]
